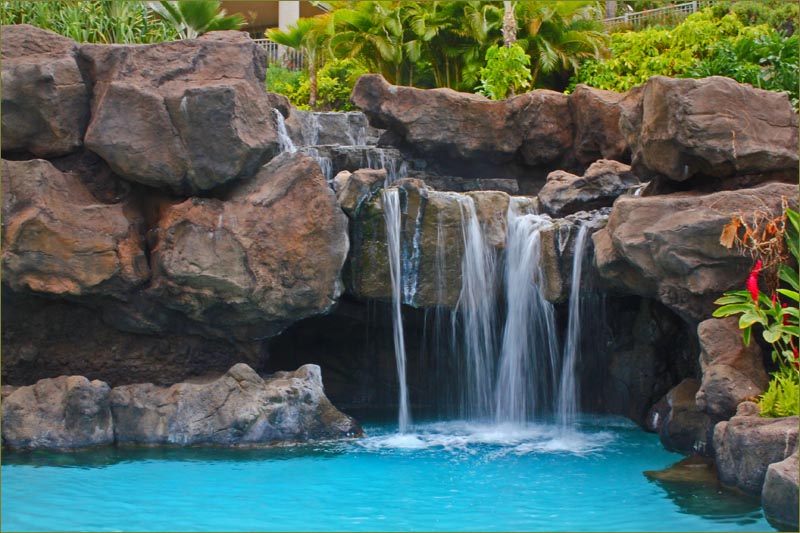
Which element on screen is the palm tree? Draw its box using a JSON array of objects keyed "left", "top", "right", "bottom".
[
  {"left": 516, "top": 1, "right": 609, "bottom": 90},
  {"left": 147, "top": 1, "right": 244, "bottom": 40},
  {"left": 268, "top": 14, "right": 334, "bottom": 109}
]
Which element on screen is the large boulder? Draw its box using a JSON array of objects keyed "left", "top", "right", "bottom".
[
  {"left": 81, "top": 31, "right": 279, "bottom": 194},
  {"left": 621, "top": 76, "right": 798, "bottom": 187},
  {"left": 569, "top": 84, "right": 642, "bottom": 166},
  {"left": 111, "top": 363, "right": 362, "bottom": 445},
  {"left": 713, "top": 402, "right": 798, "bottom": 496},
  {"left": 1, "top": 25, "right": 89, "bottom": 157},
  {"left": 762, "top": 451, "right": 799, "bottom": 531},
  {"left": 593, "top": 182, "right": 798, "bottom": 322},
  {"left": 538, "top": 159, "right": 639, "bottom": 217},
  {"left": 1, "top": 159, "right": 148, "bottom": 298},
  {"left": 148, "top": 152, "right": 349, "bottom": 340},
  {"left": 2, "top": 375, "right": 113, "bottom": 450},
  {"left": 695, "top": 317, "right": 768, "bottom": 421},
  {"left": 351, "top": 74, "right": 572, "bottom": 176}
]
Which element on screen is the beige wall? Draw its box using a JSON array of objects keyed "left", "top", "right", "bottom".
[{"left": 221, "top": 1, "right": 325, "bottom": 37}]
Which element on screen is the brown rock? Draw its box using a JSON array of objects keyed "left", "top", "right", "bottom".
[
  {"left": 714, "top": 408, "right": 798, "bottom": 495},
  {"left": 569, "top": 84, "right": 642, "bottom": 165},
  {"left": 81, "top": 31, "right": 279, "bottom": 194},
  {"left": 622, "top": 76, "right": 798, "bottom": 186},
  {"left": 2, "top": 375, "right": 113, "bottom": 450},
  {"left": 696, "top": 317, "right": 768, "bottom": 421},
  {"left": 593, "top": 182, "right": 798, "bottom": 322},
  {"left": 1, "top": 25, "right": 89, "bottom": 157},
  {"left": 762, "top": 451, "right": 799, "bottom": 531},
  {"left": 111, "top": 363, "right": 362, "bottom": 446},
  {"left": 646, "top": 378, "right": 715, "bottom": 455},
  {"left": 538, "top": 159, "right": 639, "bottom": 217},
  {"left": 1, "top": 159, "right": 148, "bottom": 297},
  {"left": 148, "top": 152, "right": 349, "bottom": 340},
  {"left": 336, "top": 168, "right": 386, "bottom": 217},
  {"left": 351, "top": 74, "right": 572, "bottom": 172}
]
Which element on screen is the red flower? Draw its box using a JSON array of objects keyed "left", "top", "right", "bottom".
[
  {"left": 771, "top": 292, "right": 777, "bottom": 305},
  {"left": 746, "top": 260, "right": 762, "bottom": 303},
  {"left": 783, "top": 303, "right": 791, "bottom": 326},
  {"left": 793, "top": 348, "right": 799, "bottom": 370}
]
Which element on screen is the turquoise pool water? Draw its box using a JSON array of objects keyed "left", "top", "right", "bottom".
[{"left": 1, "top": 417, "right": 773, "bottom": 532}]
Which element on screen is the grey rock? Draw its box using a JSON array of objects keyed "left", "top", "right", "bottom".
[
  {"left": 714, "top": 408, "right": 798, "bottom": 495},
  {"left": 336, "top": 168, "right": 386, "bottom": 217},
  {"left": 2, "top": 375, "right": 113, "bottom": 450},
  {"left": 538, "top": 159, "right": 639, "bottom": 217},
  {"left": 111, "top": 363, "right": 362, "bottom": 445},
  {"left": 646, "top": 378, "right": 715, "bottom": 455},
  {"left": 696, "top": 317, "right": 768, "bottom": 420},
  {"left": 81, "top": 31, "right": 279, "bottom": 194},
  {"left": 762, "top": 451, "right": 799, "bottom": 531},
  {"left": 1, "top": 25, "right": 89, "bottom": 157}
]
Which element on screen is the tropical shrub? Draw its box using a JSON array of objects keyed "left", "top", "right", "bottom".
[
  {"left": 266, "top": 59, "right": 368, "bottom": 111},
  {"left": 0, "top": 0, "right": 178, "bottom": 43},
  {"left": 147, "top": 1, "right": 245, "bottom": 39},
  {"left": 570, "top": 9, "right": 798, "bottom": 106},
  {"left": 713, "top": 203, "right": 799, "bottom": 418},
  {"left": 477, "top": 44, "right": 531, "bottom": 100}
]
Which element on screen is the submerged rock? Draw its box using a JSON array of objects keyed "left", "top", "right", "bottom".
[
  {"left": 81, "top": 31, "right": 279, "bottom": 194},
  {"left": 111, "top": 363, "right": 362, "bottom": 445},
  {"left": 762, "top": 451, "right": 799, "bottom": 531},
  {"left": 713, "top": 403, "right": 798, "bottom": 496},
  {"left": 1, "top": 25, "right": 89, "bottom": 157},
  {"left": 622, "top": 76, "right": 798, "bottom": 187},
  {"left": 2, "top": 375, "right": 114, "bottom": 450}
]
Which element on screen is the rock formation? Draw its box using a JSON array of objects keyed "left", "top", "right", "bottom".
[
  {"left": 538, "top": 159, "right": 638, "bottom": 217},
  {"left": 1, "top": 25, "right": 89, "bottom": 157},
  {"left": 81, "top": 31, "right": 279, "bottom": 194}
]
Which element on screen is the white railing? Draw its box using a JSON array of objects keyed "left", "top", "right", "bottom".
[
  {"left": 603, "top": 1, "right": 716, "bottom": 30},
  {"left": 252, "top": 38, "right": 305, "bottom": 70}
]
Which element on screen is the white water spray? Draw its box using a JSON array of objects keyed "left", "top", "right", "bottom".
[{"left": 272, "top": 109, "right": 296, "bottom": 153}]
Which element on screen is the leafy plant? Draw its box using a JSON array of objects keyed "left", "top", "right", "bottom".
[
  {"left": 713, "top": 203, "right": 799, "bottom": 417},
  {"left": 147, "top": 1, "right": 244, "bottom": 40},
  {"left": 0, "top": 0, "right": 178, "bottom": 43},
  {"left": 477, "top": 43, "right": 531, "bottom": 99},
  {"left": 266, "top": 59, "right": 368, "bottom": 111}
]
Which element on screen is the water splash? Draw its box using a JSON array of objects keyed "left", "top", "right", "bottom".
[
  {"left": 383, "top": 188, "right": 412, "bottom": 433},
  {"left": 557, "top": 224, "right": 589, "bottom": 428},
  {"left": 272, "top": 109, "right": 296, "bottom": 153}
]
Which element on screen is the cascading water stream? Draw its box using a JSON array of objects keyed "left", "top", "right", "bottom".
[
  {"left": 494, "top": 203, "right": 561, "bottom": 424},
  {"left": 452, "top": 196, "right": 498, "bottom": 420},
  {"left": 272, "top": 109, "right": 296, "bottom": 153},
  {"left": 557, "top": 224, "right": 589, "bottom": 428},
  {"left": 383, "top": 188, "right": 412, "bottom": 433}
]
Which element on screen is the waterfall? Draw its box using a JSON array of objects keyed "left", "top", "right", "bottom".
[
  {"left": 494, "top": 205, "right": 561, "bottom": 424},
  {"left": 557, "top": 224, "right": 589, "bottom": 427},
  {"left": 302, "top": 147, "right": 334, "bottom": 182},
  {"left": 368, "top": 148, "right": 409, "bottom": 187},
  {"left": 453, "top": 196, "right": 498, "bottom": 420},
  {"left": 272, "top": 109, "right": 296, "bottom": 153},
  {"left": 383, "top": 188, "right": 412, "bottom": 433}
]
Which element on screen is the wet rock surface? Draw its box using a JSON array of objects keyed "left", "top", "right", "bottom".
[
  {"left": 762, "top": 451, "right": 799, "bottom": 531},
  {"left": 646, "top": 378, "right": 714, "bottom": 456}
]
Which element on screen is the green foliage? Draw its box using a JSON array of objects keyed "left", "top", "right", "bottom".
[
  {"left": 147, "top": 1, "right": 244, "bottom": 40},
  {"left": 713, "top": 207, "right": 800, "bottom": 418},
  {"left": 708, "top": 0, "right": 799, "bottom": 33},
  {"left": 691, "top": 31, "right": 799, "bottom": 108},
  {"left": 477, "top": 44, "right": 531, "bottom": 100},
  {"left": 266, "top": 59, "right": 368, "bottom": 111},
  {"left": 0, "top": 0, "right": 178, "bottom": 43},
  {"left": 571, "top": 9, "right": 798, "bottom": 106},
  {"left": 758, "top": 366, "right": 799, "bottom": 417}
]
